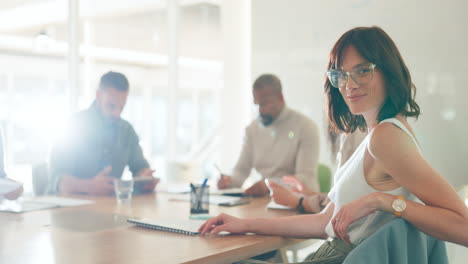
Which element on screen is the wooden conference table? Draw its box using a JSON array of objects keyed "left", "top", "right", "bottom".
[{"left": 0, "top": 192, "right": 312, "bottom": 264}]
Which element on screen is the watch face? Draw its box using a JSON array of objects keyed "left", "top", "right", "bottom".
[{"left": 392, "top": 199, "right": 406, "bottom": 212}]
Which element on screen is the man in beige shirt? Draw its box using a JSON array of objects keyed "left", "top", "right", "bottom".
[{"left": 218, "top": 74, "right": 320, "bottom": 196}]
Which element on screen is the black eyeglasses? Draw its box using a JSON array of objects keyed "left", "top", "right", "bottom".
[{"left": 327, "top": 63, "right": 376, "bottom": 89}]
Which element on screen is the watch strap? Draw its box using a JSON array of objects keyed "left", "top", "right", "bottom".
[{"left": 296, "top": 196, "right": 305, "bottom": 213}]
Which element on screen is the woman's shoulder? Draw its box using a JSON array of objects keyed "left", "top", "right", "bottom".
[{"left": 367, "top": 119, "right": 418, "bottom": 160}]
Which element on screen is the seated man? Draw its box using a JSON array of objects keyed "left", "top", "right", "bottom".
[
  {"left": 218, "top": 74, "right": 320, "bottom": 196},
  {"left": 49, "top": 71, "right": 157, "bottom": 195}
]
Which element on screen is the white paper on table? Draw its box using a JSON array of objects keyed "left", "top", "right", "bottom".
[
  {"left": 0, "top": 196, "right": 95, "bottom": 213},
  {"left": 210, "top": 188, "right": 245, "bottom": 196},
  {"left": 23, "top": 197, "right": 95, "bottom": 207},
  {"left": 165, "top": 185, "right": 192, "bottom": 194},
  {"left": 266, "top": 200, "right": 293, "bottom": 210},
  {"left": 0, "top": 200, "right": 59, "bottom": 213}
]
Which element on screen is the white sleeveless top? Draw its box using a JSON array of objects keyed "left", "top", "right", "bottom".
[{"left": 324, "top": 118, "right": 421, "bottom": 244}]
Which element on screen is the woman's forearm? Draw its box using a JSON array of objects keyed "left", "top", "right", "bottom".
[
  {"left": 245, "top": 214, "right": 327, "bottom": 238},
  {"left": 245, "top": 203, "right": 334, "bottom": 238},
  {"left": 373, "top": 192, "right": 468, "bottom": 247}
]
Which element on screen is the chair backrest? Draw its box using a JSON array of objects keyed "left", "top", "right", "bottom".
[
  {"left": 318, "top": 163, "right": 331, "bottom": 192},
  {"left": 343, "top": 219, "right": 448, "bottom": 264}
]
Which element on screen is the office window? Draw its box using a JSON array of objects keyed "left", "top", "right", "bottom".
[
  {"left": 0, "top": 0, "right": 223, "bottom": 190},
  {"left": 0, "top": 0, "right": 68, "bottom": 190}
]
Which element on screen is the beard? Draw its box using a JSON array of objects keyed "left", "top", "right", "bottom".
[
  {"left": 95, "top": 103, "right": 120, "bottom": 126},
  {"left": 259, "top": 114, "right": 274, "bottom": 126}
]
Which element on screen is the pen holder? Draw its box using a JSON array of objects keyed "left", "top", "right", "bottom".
[{"left": 190, "top": 184, "right": 209, "bottom": 214}]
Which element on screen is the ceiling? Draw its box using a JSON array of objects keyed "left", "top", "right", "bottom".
[{"left": 0, "top": 0, "right": 222, "bottom": 60}]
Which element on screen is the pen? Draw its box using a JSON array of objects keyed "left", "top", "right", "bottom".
[
  {"left": 201, "top": 178, "right": 208, "bottom": 188},
  {"left": 190, "top": 183, "right": 198, "bottom": 209},
  {"left": 190, "top": 183, "right": 196, "bottom": 192},
  {"left": 196, "top": 178, "right": 209, "bottom": 211},
  {"left": 214, "top": 164, "right": 223, "bottom": 175}
]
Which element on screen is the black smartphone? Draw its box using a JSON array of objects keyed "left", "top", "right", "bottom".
[
  {"left": 221, "top": 192, "right": 245, "bottom": 197},
  {"left": 218, "top": 199, "right": 250, "bottom": 207}
]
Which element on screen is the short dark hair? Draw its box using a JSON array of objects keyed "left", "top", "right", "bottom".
[
  {"left": 325, "top": 26, "right": 420, "bottom": 134},
  {"left": 99, "top": 71, "right": 129, "bottom": 92},
  {"left": 253, "top": 74, "right": 282, "bottom": 94}
]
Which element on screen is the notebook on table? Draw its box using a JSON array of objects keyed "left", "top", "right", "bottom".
[{"left": 127, "top": 218, "right": 204, "bottom": 235}]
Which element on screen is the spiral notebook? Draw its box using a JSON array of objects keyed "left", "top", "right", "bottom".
[{"left": 127, "top": 218, "right": 204, "bottom": 235}]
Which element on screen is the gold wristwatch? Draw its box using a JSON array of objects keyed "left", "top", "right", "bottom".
[{"left": 391, "top": 195, "right": 406, "bottom": 217}]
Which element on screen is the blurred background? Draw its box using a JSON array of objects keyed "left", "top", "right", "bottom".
[
  {"left": 0, "top": 0, "right": 466, "bottom": 200},
  {"left": 0, "top": 0, "right": 224, "bottom": 189}
]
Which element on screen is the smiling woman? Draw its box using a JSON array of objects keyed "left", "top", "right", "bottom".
[
  {"left": 198, "top": 26, "right": 468, "bottom": 264},
  {"left": 322, "top": 26, "right": 467, "bottom": 249},
  {"left": 325, "top": 27, "right": 420, "bottom": 134}
]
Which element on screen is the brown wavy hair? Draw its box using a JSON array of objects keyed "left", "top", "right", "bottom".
[{"left": 325, "top": 26, "right": 420, "bottom": 133}]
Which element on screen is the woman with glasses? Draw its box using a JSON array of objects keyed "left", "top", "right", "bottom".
[{"left": 199, "top": 26, "right": 468, "bottom": 263}]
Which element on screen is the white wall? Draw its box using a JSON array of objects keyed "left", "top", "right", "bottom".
[
  {"left": 251, "top": 0, "right": 468, "bottom": 187},
  {"left": 218, "top": 0, "right": 251, "bottom": 174},
  {"left": 251, "top": 0, "right": 468, "bottom": 262}
]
